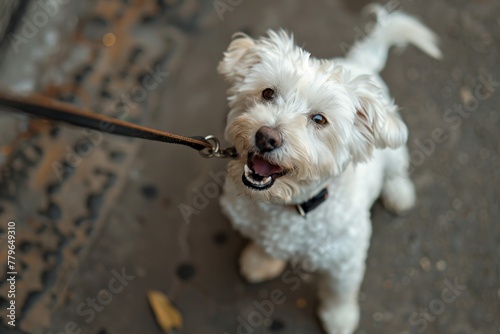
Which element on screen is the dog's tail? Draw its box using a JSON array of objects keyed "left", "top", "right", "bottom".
[{"left": 346, "top": 5, "right": 442, "bottom": 73}]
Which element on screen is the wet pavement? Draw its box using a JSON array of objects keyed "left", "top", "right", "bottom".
[{"left": 0, "top": 0, "right": 499, "bottom": 333}]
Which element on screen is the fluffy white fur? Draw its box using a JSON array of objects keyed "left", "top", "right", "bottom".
[{"left": 218, "top": 6, "right": 441, "bottom": 334}]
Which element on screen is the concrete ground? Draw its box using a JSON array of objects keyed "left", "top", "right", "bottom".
[{"left": 0, "top": 0, "right": 499, "bottom": 333}]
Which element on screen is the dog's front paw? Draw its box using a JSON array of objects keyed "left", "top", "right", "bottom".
[
  {"left": 240, "top": 242, "right": 286, "bottom": 283},
  {"left": 319, "top": 301, "right": 359, "bottom": 334}
]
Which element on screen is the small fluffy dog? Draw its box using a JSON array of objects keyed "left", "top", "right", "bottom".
[{"left": 218, "top": 6, "right": 441, "bottom": 334}]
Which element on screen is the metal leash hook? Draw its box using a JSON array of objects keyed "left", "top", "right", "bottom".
[{"left": 200, "top": 135, "right": 238, "bottom": 159}]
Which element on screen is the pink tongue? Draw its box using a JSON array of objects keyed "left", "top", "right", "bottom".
[{"left": 251, "top": 156, "right": 283, "bottom": 177}]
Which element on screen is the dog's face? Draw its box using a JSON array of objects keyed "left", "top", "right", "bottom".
[{"left": 218, "top": 31, "right": 408, "bottom": 203}]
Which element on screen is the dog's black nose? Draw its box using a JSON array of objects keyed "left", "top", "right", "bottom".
[{"left": 255, "top": 126, "right": 282, "bottom": 152}]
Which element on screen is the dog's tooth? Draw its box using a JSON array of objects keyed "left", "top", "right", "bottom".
[{"left": 243, "top": 164, "right": 274, "bottom": 188}]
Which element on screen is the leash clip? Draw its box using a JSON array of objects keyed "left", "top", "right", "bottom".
[{"left": 200, "top": 135, "right": 238, "bottom": 159}]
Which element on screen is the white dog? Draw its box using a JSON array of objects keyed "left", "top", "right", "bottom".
[{"left": 218, "top": 6, "right": 441, "bottom": 334}]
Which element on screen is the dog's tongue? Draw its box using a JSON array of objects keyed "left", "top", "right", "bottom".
[{"left": 251, "top": 155, "right": 283, "bottom": 177}]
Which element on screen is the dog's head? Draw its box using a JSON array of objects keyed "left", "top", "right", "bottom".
[{"left": 218, "top": 30, "right": 407, "bottom": 203}]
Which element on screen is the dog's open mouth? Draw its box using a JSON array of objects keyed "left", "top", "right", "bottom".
[{"left": 242, "top": 152, "right": 287, "bottom": 191}]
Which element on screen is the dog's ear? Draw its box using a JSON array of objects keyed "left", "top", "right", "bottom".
[
  {"left": 347, "top": 74, "right": 408, "bottom": 161},
  {"left": 218, "top": 33, "right": 259, "bottom": 84}
]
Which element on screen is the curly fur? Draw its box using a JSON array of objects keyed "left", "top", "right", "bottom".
[{"left": 218, "top": 6, "right": 441, "bottom": 334}]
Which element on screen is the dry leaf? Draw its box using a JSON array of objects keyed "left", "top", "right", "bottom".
[{"left": 147, "top": 290, "right": 183, "bottom": 333}]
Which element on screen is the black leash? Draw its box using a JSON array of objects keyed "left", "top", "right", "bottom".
[{"left": 0, "top": 91, "right": 237, "bottom": 159}]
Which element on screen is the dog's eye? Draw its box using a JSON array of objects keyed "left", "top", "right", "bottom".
[
  {"left": 262, "top": 88, "right": 275, "bottom": 101},
  {"left": 311, "top": 114, "right": 328, "bottom": 126}
]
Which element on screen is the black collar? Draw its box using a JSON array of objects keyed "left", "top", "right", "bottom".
[{"left": 294, "top": 187, "right": 329, "bottom": 217}]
